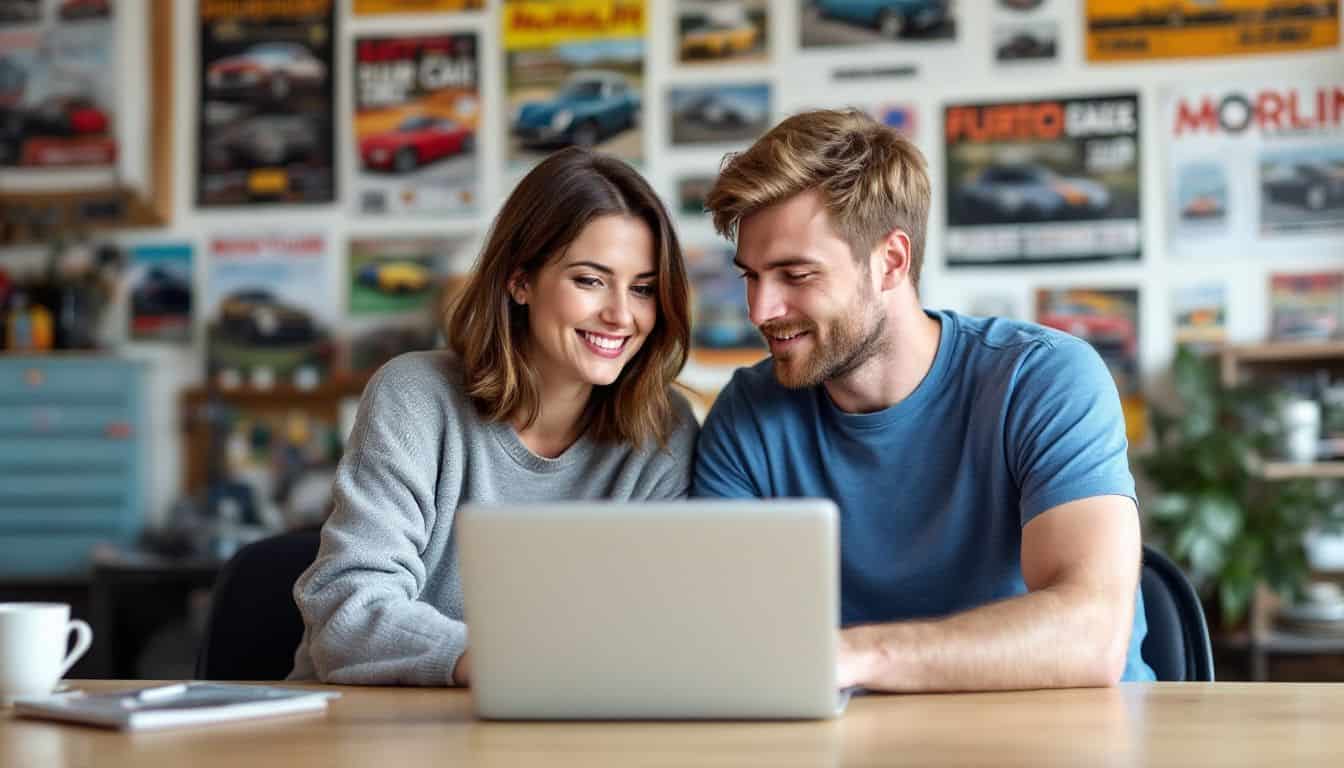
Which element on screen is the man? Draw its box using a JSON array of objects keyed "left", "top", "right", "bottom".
[{"left": 693, "top": 109, "right": 1153, "bottom": 690}]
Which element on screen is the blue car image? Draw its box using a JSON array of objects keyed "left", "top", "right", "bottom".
[
  {"left": 811, "top": 0, "right": 951, "bottom": 38},
  {"left": 512, "top": 70, "right": 640, "bottom": 149}
]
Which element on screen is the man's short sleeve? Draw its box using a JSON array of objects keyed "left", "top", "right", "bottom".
[
  {"left": 1006, "top": 338, "right": 1137, "bottom": 526},
  {"left": 691, "top": 371, "right": 764, "bottom": 499}
]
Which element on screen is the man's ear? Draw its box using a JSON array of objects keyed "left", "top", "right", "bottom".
[
  {"left": 875, "top": 228, "right": 912, "bottom": 292},
  {"left": 507, "top": 268, "right": 529, "bottom": 305}
]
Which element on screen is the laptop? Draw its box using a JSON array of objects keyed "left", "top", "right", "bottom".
[{"left": 457, "top": 499, "right": 846, "bottom": 720}]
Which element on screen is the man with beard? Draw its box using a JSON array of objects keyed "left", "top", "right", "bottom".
[{"left": 693, "top": 109, "right": 1154, "bottom": 690}]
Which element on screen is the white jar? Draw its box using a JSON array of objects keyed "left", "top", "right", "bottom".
[{"left": 1281, "top": 398, "right": 1321, "bottom": 464}]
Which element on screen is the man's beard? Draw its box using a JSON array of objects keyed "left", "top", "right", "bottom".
[{"left": 762, "top": 304, "right": 887, "bottom": 390}]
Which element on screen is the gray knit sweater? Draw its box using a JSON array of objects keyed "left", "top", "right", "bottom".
[{"left": 288, "top": 351, "right": 699, "bottom": 685}]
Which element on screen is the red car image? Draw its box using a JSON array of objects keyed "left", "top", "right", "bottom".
[
  {"left": 27, "top": 95, "right": 108, "bottom": 135},
  {"left": 359, "top": 116, "right": 474, "bottom": 173},
  {"left": 1038, "top": 302, "right": 1137, "bottom": 358},
  {"left": 207, "top": 43, "right": 327, "bottom": 102}
]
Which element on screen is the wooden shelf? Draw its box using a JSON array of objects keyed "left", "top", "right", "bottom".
[
  {"left": 1221, "top": 341, "right": 1344, "bottom": 386},
  {"left": 1255, "top": 460, "right": 1344, "bottom": 481}
]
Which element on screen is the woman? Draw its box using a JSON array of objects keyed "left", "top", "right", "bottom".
[{"left": 289, "top": 148, "right": 698, "bottom": 686}]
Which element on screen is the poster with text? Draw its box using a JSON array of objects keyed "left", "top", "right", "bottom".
[
  {"left": 1085, "top": 0, "right": 1339, "bottom": 62},
  {"left": 128, "top": 243, "right": 193, "bottom": 343},
  {"left": 346, "top": 236, "right": 473, "bottom": 374},
  {"left": 1035, "top": 287, "right": 1145, "bottom": 442},
  {"left": 206, "top": 233, "right": 335, "bottom": 387},
  {"left": 1173, "top": 282, "right": 1227, "bottom": 350},
  {"left": 197, "top": 0, "right": 336, "bottom": 206},
  {"left": 354, "top": 0, "right": 483, "bottom": 14},
  {"left": 503, "top": 0, "right": 644, "bottom": 169},
  {"left": 1166, "top": 81, "right": 1344, "bottom": 260},
  {"left": 945, "top": 93, "right": 1141, "bottom": 267},
  {"left": 0, "top": 5, "right": 117, "bottom": 167},
  {"left": 353, "top": 33, "right": 479, "bottom": 216},
  {"left": 676, "top": 0, "right": 768, "bottom": 65}
]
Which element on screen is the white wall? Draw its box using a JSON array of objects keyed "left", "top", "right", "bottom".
[{"left": 4, "top": 0, "right": 1343, "bottom": 526}]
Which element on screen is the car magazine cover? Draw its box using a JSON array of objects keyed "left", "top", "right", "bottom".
[
  {"left": 128, "top": 243, "right": 193, "bottom": 343},
  {"left": 346, "top": 236, "right": 472, "bottom": 374},
  {"left": 353, "top": 33, "right": 479, "bottom": 216},
  {"left": 993, "top": 0, "right": 1060, "bottom": 65},
  {"left": 197, "top": 0, "right": 336, "bottom": 206},
  {"left": 1173, "top": 282, "right": 1227, "bottom": 351},
  {"left": 1085, "top": 0, "right": 1339, "bottom": 62},
  {"left": 685, "top": 243, "right": 764, "bottom": 365},
  {"left": 354, "top": 0, "right": 483, "bottom": 13},
  {"left": 1269, "top": 272, "right": 1343, "bottom": 342},
  {"left": 0, "top": 1, "right": 116, "bottom": 167},
  {"left": 676, "top": 0, "right": 768, "bottom": 65},
  {"left": 206, "top": 234, "right": 335, "bottom": 387},
  {"left": 503, "top": 0, "right": 644, "bottom": 170},
  {"left": 668, "top": 83, "right": 770, "bottom": 147},
  {"left": 1166, "top": 80, "right": 1344, "bottom": 259},
  {"left": 800, "top": 0, "right": 957, "bottom": 48},
  {"left": 1035, "top": 287, "right": 1145, "bottom": 442},
  {"left": 945, "top": 93, "right": 1141, "bottom": 266}
]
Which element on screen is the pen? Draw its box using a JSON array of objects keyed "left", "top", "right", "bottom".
[{"left": 135, "top": 683, "right": 190, "bottom": 702}]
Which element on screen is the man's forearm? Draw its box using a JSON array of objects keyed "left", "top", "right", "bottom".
[{"left": 840, "top": 583, "right": 1133, "bottom": 692}]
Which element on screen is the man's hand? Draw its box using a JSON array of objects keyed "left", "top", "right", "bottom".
[
  {"left": 452, "top": 648, "right": 471, "bottom": 687},
  {"left": 836, "top": 627, "right": 877, "bottom": 689}
]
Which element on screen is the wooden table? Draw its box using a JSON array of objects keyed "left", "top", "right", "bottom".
[{"left": 3, "top": 682, "right": 1342, "bottom": 767}]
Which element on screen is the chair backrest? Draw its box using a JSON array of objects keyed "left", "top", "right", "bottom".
[
  {"left": 1140, "top": 544, "right": 1215, "bottom": 681},
  {"left": 196, "top": 529, "right": 320, "bottom": 680}
]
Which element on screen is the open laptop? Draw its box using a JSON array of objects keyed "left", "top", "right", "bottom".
[{"left": 457, "top": 499, "right": 847, "bottom": 720}]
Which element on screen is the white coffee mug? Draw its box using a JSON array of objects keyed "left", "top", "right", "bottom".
[{"left": 0, "top": 603, "right": 93, "bottom": 706}]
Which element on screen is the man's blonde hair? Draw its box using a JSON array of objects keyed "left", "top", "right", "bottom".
[{"left": 705, "top": 108, "right": 930, "bottom": 288}]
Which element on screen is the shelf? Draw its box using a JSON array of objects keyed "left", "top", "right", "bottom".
[
  {"left": 1255, "top": 461, "right": 1344, "bottom": 481},
  {"left": 1222, "top": 341, "right": 1344, "bottom": 364}
]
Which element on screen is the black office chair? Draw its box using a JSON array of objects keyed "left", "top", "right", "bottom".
[
  {"left": 196, "top": 529, "right": 321, "bottom": 680},
  {"left": 1140, "top": 544, "right": 1215, "bottom": 681}
]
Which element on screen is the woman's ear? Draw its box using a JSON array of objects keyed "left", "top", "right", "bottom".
[{"left": 507, "top": 268, "right": 529, "bottom": 305}]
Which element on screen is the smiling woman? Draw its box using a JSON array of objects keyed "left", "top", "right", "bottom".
[{"left": 288, "top": 147, "right": 699, "bottom": 689}]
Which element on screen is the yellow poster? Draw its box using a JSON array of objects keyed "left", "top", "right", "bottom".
[
  {"left": 1085, "top": 0, "right": 1339, "bottom": 61},
  {"left": 503, "top": 0, "right": 645, "bottom": 50},
  {"left": 354, "top": 0, "right": 483, "bottom": 13}
]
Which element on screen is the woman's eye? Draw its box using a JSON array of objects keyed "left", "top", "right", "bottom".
[
  {"left": 574, "top": 276, "right": 602, "bottom": 288},
  {"left": 631, "top": 284, "right": 656, "bottom": 298}
]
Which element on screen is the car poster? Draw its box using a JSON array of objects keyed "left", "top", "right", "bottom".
[
  {"left": 197, "top": 0, "right": 336, "bottom": 207},
  {"left": 1166, "top": 80, "right": 1344, "bottom": 260},
  {"left": 353, "top": 33, "right": 479, "bottom": 217},
  {"left": 1085, "top": 0, "right": 1339, "bottom": 62},
  {"left": 800, "top": 0, "right": 957, "bottom": 49},
  {"left": 993, "top": 0, "right": 1059, "bottom": 65},
  {"left": 206, "top": 233, "right": 335, "bottom": 388},
  {"left": 676, "top": 0, "right": 768, "bottom": 66},
  {"left": 1035, "top": 287, "right": 1145, "bottom": 443},
  {"left": 354, "top": 0, "right": 484, "bottom": 14},
  {"left": 668, "top": 83, "right": 770, "bottom": 147},
  {"left": 346, "top": 236, "right": 473, "bottom": 374},
  {"left": 944, "top": 93, "right": 1141, "bottom": 267},
  {"left": 1173, "top": 282, "right": 1227, "bottom": 351},
  {"left": 685, "top": 243, "right": 765, "bottom": 365},
  {"left": 128, "top": 243, "right": 193, "bottom": 343},
  {"left": 0, "top": 1, "right": 116, "bottom": 167},
  {"left": 503, "top": 0, "right": 645, "bottom": 169},
  {"left": 1269, "top": 271, "right": 1343, "bottom": 342}
]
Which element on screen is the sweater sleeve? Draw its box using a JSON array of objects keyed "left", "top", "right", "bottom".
[
  {"left": 291, "top": 358, "right": 466, "bottom": 685},
  {"left": 638, "top": 391, "right": 701, "bottom": 500}
]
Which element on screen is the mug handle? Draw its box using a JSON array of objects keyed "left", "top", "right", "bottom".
[{"left": 58, "top": 619, "right": 93, "bottom": 679}]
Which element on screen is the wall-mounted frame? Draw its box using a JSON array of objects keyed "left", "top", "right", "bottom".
[{"left": 0, "top": 0, "right": 173, "bottom": 245}]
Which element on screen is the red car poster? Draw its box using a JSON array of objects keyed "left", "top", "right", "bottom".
[
  {"left": 197, "top": 0, "right": 336, "bottom": 206},
  {"left": 0, "top": 3, "right": 117, "bottom": 167},
  {"left": 353, "top": 33, "right": 479, "bottom": 216}
]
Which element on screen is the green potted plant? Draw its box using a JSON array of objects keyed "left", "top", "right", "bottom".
[{"left": 1140, "top": 346, "right": 1331, "bottom": 627}]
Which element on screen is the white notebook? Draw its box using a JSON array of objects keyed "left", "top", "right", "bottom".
[{"left": 14, "top": 683, "right": 340, "bottom": 731}]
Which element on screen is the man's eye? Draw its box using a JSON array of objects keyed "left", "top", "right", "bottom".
[
  {"left": 736, "top": 272, "right": 755, "bottom": 281},
  {"left": 786, "top": 272, "right": 813, "bottom": 282}
]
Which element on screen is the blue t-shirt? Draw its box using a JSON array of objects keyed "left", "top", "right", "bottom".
[{"left": 692, "top": 309, "right": 1154, "bottom": 682}]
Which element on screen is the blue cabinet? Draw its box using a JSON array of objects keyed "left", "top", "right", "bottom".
[{"left": 0, "top": 357, "right": 146, "bottom": 575}]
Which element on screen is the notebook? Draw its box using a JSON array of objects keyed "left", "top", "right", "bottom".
[{"left": 14, "top": 683, "right": 340, "bottom": 731}]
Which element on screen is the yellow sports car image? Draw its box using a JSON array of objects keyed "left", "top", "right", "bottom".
[
  {"left": 678, "top": 1, "right": 765, "bottom": 61},
  {"left": 357, "top": 261, "right": 432, "bottom": 294}
]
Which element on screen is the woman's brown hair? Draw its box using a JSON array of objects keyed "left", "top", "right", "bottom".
[{"left": 446, "top": 148, "right": 690, "bottom": 447}]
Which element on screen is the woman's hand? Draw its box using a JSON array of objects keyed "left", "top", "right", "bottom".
[{"left": 452, "top": 648, "right": 471, "bottom": 687}]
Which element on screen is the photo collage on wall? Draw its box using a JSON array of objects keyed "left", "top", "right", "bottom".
[
  {"left": 993, "top": 0, "right": 1060, "bottom": 65},
  {"left": 503, "top": 0, "right": 645, "bottom": 171},
  {"left": 353, "top": 33, "right": 480, "bottom": 216},
  {"left": 0, "top": 0, "right": 116, "bottom": 168},
  {"left": 197, "top": 0, "right": 336, "bottom": 206}
]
